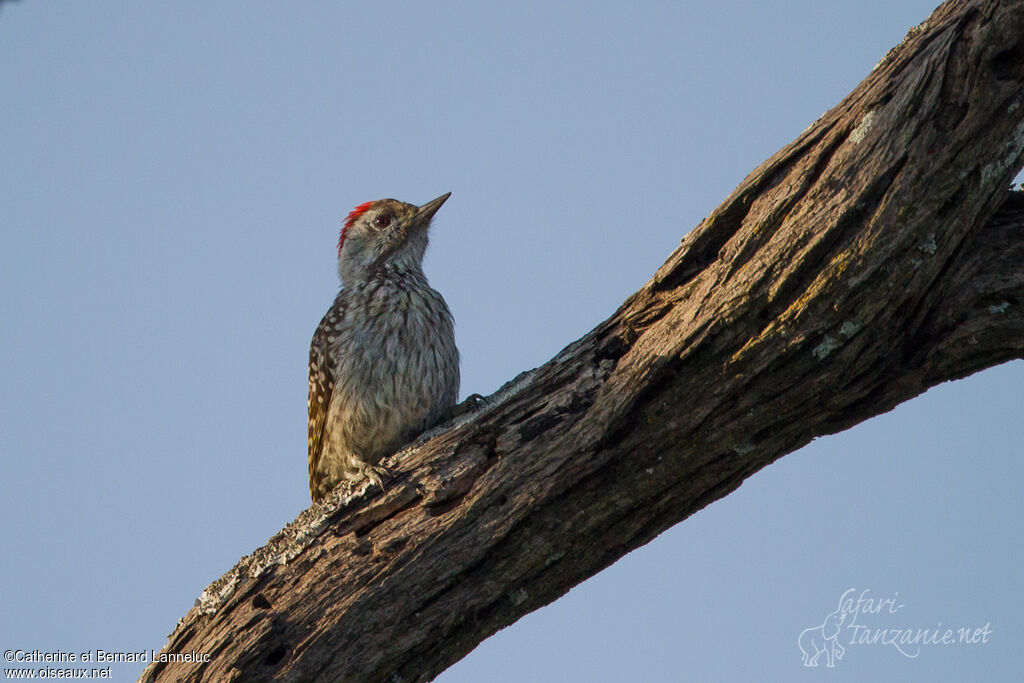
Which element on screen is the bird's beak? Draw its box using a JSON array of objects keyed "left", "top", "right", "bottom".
[{"left": 414, "top": 192, "right": 452, "bottom": 225}]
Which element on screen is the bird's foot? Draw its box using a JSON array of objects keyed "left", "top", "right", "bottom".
[
  {"left": 446, "top": 393, "right": 487, "bottom": 420},
  {"left": 356, "top": 462, "right": 391, "bottom": 491}
]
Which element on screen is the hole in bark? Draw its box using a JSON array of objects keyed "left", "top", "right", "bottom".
[
  {"left": 993, "top": 41, "right": 1024, "bottom": 81},
  {"left": 517, "top": 412, "right": 563, "bottom": 442},
  {"left": 936, "top": 102, "right": 968, "bottom": 132},
  {"left": 497, "top": 494, "right": 508, "bottom": 506},
  {"left": 425, "top": 494, "right": 467, "bottom": 516},
  {"left": 263, "top": 643, "right": 288, "bottom": 667},
  {"left": 509, "top": 404, "right": 543, "bottom": 426},
  {"left": 596, "top": 333, "right": 628, "bottom": 362},
  {"left": 252, "top": 593, "right": 272, "bottom": 610},
  {"left": 350, "top": 535, "right": 374, "bottom": 552},
  {"left": 379, "top": 536, "right": 408, "bottom": 553}
]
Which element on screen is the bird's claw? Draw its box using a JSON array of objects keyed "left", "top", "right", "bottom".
[
  {"left": 357, "top": 462, "right": 391, "bottom": 491},
  {"left": 447, "top": 393, "right": 487, "bottom": 420}
]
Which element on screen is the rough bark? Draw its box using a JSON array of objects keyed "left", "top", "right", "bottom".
[{"left": 142, "top": 1, "right": 1024, "bottom": 680}]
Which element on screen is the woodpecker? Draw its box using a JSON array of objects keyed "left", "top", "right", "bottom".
[{"left": 307, "top": 193, "right": 460, "bottom": 502}]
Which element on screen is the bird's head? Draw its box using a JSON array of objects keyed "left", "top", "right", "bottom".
[{"left": 336, "top": 192, "right": 451, "bottom": 284}]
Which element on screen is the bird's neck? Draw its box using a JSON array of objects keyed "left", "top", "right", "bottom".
[{"left": 341, "top": 262, "right": 429, "bottom": 290}]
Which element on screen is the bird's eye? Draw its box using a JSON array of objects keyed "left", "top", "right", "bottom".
[{"left": 374, "top": 214, "right": 392, "bottom": 228}]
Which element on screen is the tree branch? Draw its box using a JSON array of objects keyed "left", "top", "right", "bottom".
[{"left": 143, "top": 0, "right": 1024, "bottom": 680}]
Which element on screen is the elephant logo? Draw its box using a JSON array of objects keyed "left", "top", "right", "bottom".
[{"left": 798, "top": 608, "right": 846, "bottom": 667}]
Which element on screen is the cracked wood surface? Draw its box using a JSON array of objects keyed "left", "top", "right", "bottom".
[{"left": 142, "top": 1, "right": 1024, "bottom": 680}]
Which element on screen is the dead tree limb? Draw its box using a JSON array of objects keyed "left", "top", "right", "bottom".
[{"left": 143, "top": 1, "right": 1024, "bottom": 680}]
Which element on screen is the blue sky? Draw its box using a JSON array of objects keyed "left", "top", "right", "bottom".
[{"left": 2, "top": 2, "right": 1022, "bottom": 681}]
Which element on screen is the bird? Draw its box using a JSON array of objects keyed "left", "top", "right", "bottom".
[{"left": 307, "top": 192, "right": 460, "bottom": 502}]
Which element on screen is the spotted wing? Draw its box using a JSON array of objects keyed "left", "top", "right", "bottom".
[{"left": 307, "top": 295, "right": 344, "bottom": 501}]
